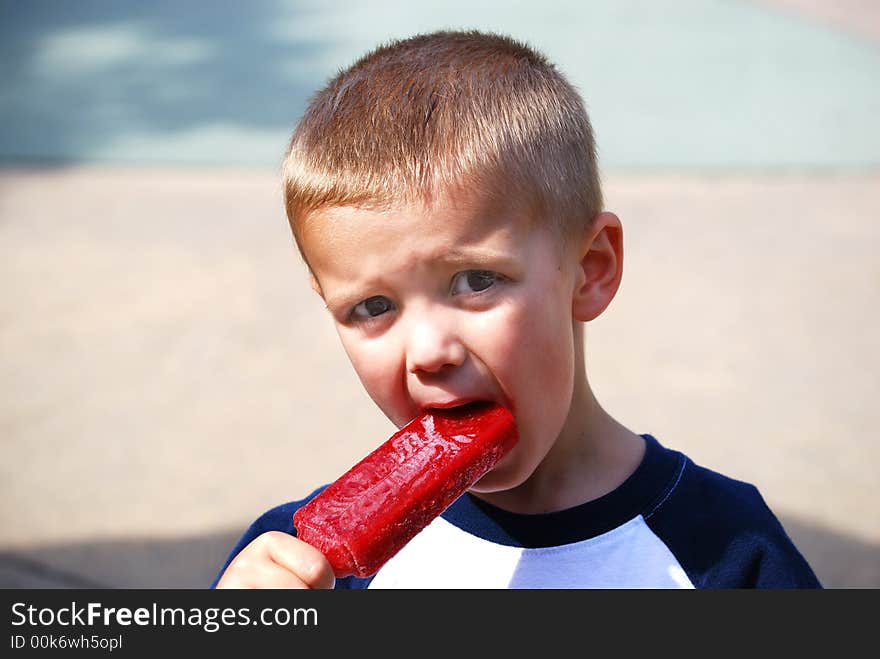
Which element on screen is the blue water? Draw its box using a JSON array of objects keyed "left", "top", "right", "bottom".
[{"left": 1, "top": 0, "right": 877, "bottom": 170}]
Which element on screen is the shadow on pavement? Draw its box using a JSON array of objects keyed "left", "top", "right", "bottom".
[
  {"left": 0, "top": 0, "right": 329, "bottom": 163},
  {"left": 1, "top": 515, "right": 877, "bottom": 589},
  {"left": 0, "top": 529, "right": 240, "bottom": 589}
]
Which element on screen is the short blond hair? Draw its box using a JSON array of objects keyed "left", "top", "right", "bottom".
[{"left": 282, "top": 30, "right": 602, "bottom": 257}]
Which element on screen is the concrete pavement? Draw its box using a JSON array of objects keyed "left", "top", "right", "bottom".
[{"left": 1, "top": 166, "right": 877, "bottom": 588}]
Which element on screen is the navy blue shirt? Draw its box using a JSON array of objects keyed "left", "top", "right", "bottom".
[{"left": 212, "top": 435, "right": 820, "bottom": 589}]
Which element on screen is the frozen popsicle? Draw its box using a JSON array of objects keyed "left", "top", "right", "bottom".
[{"left": 293, "top": 401, "right": 517, "bottom": 578}]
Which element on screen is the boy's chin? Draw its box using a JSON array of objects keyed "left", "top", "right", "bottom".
[{"left": 467, "top": 457, "right": 521, "bottom": 495}]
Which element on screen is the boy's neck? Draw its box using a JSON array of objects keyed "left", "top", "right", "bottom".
[{"left": 474, "top": 331, "right": 646, "bottom": 515}]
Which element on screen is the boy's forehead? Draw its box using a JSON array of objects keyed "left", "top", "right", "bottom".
[
  {"left": 300, "top": 187, "right": 538, "bottom": 249},
  {"left": 304, "top": 206, "right": 494, "bottom": 267},
  {"left": 299, "top": 192, "right": 532, "bottom": 270}
]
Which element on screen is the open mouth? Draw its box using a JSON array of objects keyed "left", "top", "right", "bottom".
[{"left": 425, "top": 400, "right": 496, "bottom": 416}]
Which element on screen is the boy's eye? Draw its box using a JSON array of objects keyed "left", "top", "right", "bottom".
[
  {"left": 351, "top": 295, "right": 395, "bottom": 319},
  {"left": 450, "top": 270, "right": 498, "bottom": 295}
]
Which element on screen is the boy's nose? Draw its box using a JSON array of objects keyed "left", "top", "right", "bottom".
[{"left": 405, "top": 314, "right": 466, "bottom": 375}]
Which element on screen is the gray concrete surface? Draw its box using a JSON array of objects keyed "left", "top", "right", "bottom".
[
  {"left": 1, "top": 166, "right": 877, "bottom": 588},
  {"left": 2, "top": 0, "right": 878, "bottom": 170}
]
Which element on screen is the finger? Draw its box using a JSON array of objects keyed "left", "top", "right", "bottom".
[
  {"left": 216, "top": 533, "right": 315, "bottom": 589},
  {"left": 217, "top": 559, "right": 312, "bottom": 589},
  {"left": 262, "top": 532, "right": 336, "bottom": 589}
]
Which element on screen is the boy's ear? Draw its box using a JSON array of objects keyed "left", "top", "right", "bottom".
[{"left": 571, "top": 211, "right": 624, "bottom": 322}]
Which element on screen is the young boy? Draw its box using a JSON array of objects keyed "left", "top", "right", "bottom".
[{"left": 213, "top": 30, "right": 820, "bottom": 589}]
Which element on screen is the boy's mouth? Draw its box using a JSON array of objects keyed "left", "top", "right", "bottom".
[{"left": 423, "top": 399, "right": 501, "bottom": 415}]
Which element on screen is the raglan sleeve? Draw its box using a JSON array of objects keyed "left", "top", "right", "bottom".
[{"left": 645, "top": 462, "right": 822, "bottom": 589}]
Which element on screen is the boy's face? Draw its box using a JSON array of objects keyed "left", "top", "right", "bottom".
[{"left": 299, "top": 196, "right": 583, "bottom": 493}]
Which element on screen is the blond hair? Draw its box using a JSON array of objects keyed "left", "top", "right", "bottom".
[{"left": 282, "top": 30, "right": 602, "bottom": 257}]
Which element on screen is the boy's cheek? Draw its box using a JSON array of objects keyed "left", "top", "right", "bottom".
[
  {"left": 349, "top": 356, "right": 394, "bottom": 401},
  {"left": 337, "top": 329, "right": 386, "bottom": 374},
  {"left": 502, "top": 307, "right": 576, "bottom": 422},
  {"left": 341, "top": 342, "right": 413, "bottom": 425},
  {"left": 497, "top": 303, "right": 571, "bottom": 375}
]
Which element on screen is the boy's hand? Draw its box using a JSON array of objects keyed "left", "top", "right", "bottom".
[{"left": 215, "top": 531, "right": 335, "bottom": 589}]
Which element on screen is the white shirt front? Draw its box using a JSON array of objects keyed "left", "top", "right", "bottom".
[{"left": 368, "top": 514, "right": 694, "bottom": 589}]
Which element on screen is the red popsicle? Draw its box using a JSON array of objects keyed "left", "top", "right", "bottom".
[{"left": 293, "top": 402, "right": 518, "bottom": 578}]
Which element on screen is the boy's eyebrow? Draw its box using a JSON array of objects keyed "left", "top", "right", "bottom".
[{"left": 435, "top": 247, "right": 516, "bottom": 267}]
